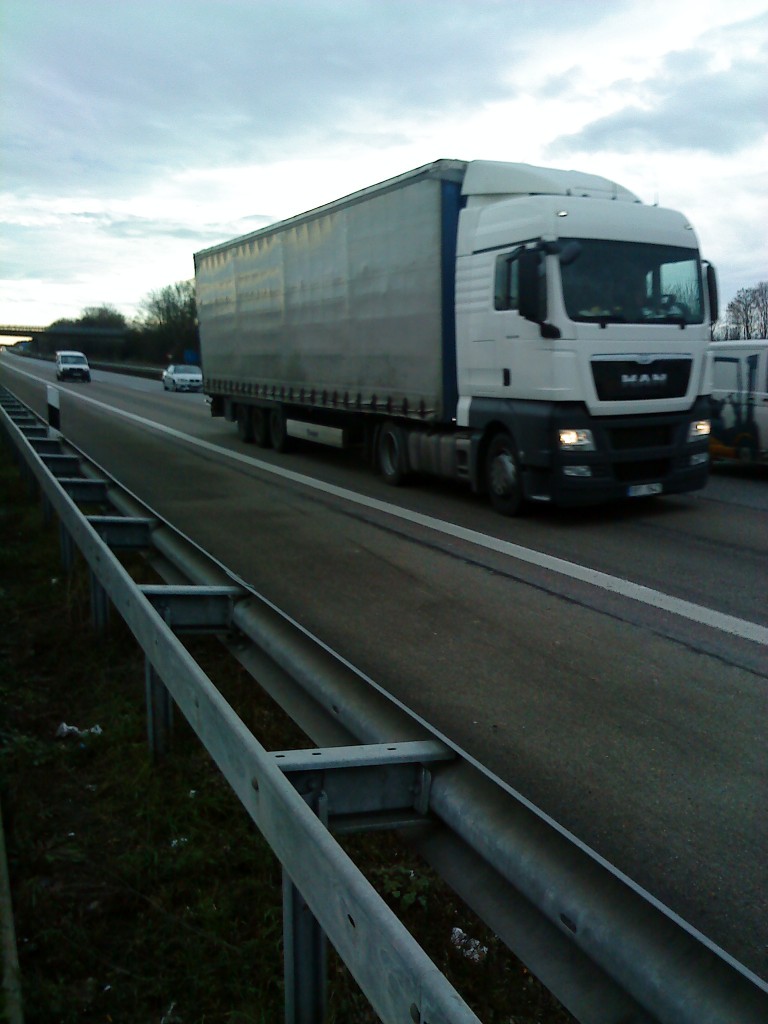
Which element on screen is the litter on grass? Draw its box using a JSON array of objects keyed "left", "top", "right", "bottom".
[
  {"left": 451, "top": 926, "right": 488, "bottom": 962},
  {"left": 55, "top": 722, "right": 103, "bottom": 739}
]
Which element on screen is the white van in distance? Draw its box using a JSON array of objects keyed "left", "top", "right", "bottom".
[
  {"left": 709, "top": 340, "right": 768, "bottom": 464},
  {"left": 55, "top": 350, "right": 91, "bottom": 383}
]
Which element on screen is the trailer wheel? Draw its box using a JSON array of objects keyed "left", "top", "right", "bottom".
[
  {"left": 252, "top": 407, "right": 272, "bottom": 448},
  {"left": 377, "top": 422, "right": 408, "bottom": 486},
  {"left": 236, "top": 405, "right": 254, "bottom": 443},
  {"left": 485, "top": 432, "right": 523, "bottom": 516},
  {"left": 270, "top": 405, "right": 291, "bottom": 453}
]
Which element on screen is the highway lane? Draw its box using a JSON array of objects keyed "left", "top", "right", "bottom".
[
  {"left": 6, "top": 355, "right": 766, "bottom": 628},
  {"left": 3, "top": 354, "right": 767, "bottom": 981}
]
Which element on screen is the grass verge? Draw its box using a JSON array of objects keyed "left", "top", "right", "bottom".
[{"left": 0, "top": 440, "right": 574, "bottom": 1023}]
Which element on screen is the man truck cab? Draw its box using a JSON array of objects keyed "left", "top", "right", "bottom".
[{"left": 454, "top": 163, "right": 717, "bottom": 508}]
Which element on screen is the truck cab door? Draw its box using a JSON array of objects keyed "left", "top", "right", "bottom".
[
  {"left": 490, "top": 249, "right": 548, "bottom": 394},
  {"left": 456, "top": 248, "right": 546, "bottom": 400}
]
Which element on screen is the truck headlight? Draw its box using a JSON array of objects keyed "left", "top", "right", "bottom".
[
  {"left": 559, "top": 428, "right": 595, "bottom": 451},
  {"left": 688, "top": 420, "right": 710, "bottom": 442}
]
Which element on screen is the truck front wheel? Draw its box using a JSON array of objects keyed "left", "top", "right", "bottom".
[
  {"left": 485, "top": 432, "right": 523, "bottom": 516},
  {"left": 377, "top": 422, "right": 408, "bottom": 486}
]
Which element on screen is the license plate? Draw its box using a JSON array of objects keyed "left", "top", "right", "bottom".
[{"left": 628, "top": 482, "right": 663, "bottom": 497}]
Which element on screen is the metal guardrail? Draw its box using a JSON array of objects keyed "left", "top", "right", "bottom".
[
  {"left": 0, "top": 387, "right": 477, "bottom": 1024},
  {"left": 1, "top": 382, "right": 767, "bottom": 1024}
]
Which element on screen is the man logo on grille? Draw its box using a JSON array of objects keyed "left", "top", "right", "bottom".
[{"left": 621, "top": 372, "right": 668, "bottom": 387}]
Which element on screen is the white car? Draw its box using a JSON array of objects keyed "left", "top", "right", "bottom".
[
  {"left": 162, "top": 363, "right": 203, "bottom": 392},
  {"left": 55, "top": 350, "right": 91, "bottom": 382}
]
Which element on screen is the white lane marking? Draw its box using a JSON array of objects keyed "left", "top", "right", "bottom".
[{"left": 6, "top": 364, "right": 768, "bottom": 646}]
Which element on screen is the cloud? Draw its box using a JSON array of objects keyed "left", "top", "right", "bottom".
[
  {"left": 538, "top": 67, "right": 585, "bottom": 101},
  {"left": 1, "top": 0, "right": 766, "bottom": 323},
  {"left": 3, "top": 0, "right": 627, "bottom": 202},
  {"left": 3, "top": 2, "right": 515, "bottom": 198},
  {"left": 548, "top": 35, "right": 768, "bottom": 156}
]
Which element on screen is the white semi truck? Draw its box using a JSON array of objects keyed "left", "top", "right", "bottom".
[{"left": 194, "top": 159, "right": 718, "bottom": 514}]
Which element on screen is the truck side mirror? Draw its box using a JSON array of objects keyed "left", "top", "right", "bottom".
[
  {"left": 518, "top": 248, "right": 561, "bottom": 338},
  {"left": 705, "top": 263, "right": 719, "bottom": 324},
  {"left": 518, "top": 248, "right": 545, "bottom": 324},
  {"left": 558, "top": 240, "right": 582, "bottom": 266}
]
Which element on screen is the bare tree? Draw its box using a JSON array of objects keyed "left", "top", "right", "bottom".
[
  {"left": 132, "top": 280, "right": 198, "bottom": 363},
  {"left": 79, "top": 304, "right": 127, "bottom": 328},
  {"left": 726, "top": 287, "right": 758, "bottom": 339},
  {"left": 753, "top": 281, "right": 768, "bottom": 339}
]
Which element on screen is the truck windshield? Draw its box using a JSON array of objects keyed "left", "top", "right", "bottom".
[{"left": 559, "top": 239, "right": 704, "bottom": 325}]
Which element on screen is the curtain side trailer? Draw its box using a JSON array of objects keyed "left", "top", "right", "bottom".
[{"left": 194, "top": 159, "right": 718, "bottom": 514}]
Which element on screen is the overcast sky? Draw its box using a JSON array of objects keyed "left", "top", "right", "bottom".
[{"left": 1, "top": 0, "right": 766, "bottom": 329}]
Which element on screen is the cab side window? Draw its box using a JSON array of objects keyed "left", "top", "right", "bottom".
[{"left": 494, "top": 253, "right": 519, "bottom": 310}]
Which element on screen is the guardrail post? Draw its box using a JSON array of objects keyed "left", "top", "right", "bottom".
[
  {"left": 90, "top": 569, "right": 109, "bottom": 631},
  {"left": 46, "top": 384, "right": 61, "bottom": 437},
  {"left": 59, "top": 522, "right": 75, "bottom": 572},
  {"left": 282, "top": 869, "right": 327, "bottom": 1024},
  {"left": 144, "top": 660, "right": 173, "bottom": 760},
  {"left": 282, "top": 787, "right": 329, "bottom": 1024},
  {"left": 41, "top": 492, "right": 53, "bottom": 526},
  {"left": 23, "top": 456, "right": 37, "bottom": 500}
]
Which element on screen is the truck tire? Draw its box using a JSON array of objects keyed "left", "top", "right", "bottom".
[
  {"left": 270, "top": 405, "right": 291, "bottom": 453},
  {"left": 252, "top": 407, "right": 272, "bottom": 448},
  {"left": 236, "top": 405, "right": 254, "bottom": 443},
  {"left": 485, "top": 432, "right": 523, "bottom": 516},
  {"left": 377, "top": 422, "right": 408, "bottom": 486}
]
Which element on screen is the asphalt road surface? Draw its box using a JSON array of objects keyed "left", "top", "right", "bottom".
[{"left": 3, "top": 353, "right": 766, "bottom": 982}]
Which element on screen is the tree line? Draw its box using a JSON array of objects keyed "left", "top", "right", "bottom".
[
  {"left": 39, "top": 280, "right": 198, "bottom": 366},
  {"left": 716, "top": 281, "right": 768, "bottom": 340}
]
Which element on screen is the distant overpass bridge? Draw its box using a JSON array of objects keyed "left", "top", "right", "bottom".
[
  {"left": 0, "top": 325, "right": 49, "bottom": 337},
  {"left": 0, "top": 324, "right": 126, "bottom": 338},
  {"left": 0, "top": 324, "right": 127, "bottom": 360}
]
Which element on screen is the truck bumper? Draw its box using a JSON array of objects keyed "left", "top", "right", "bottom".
[{"left": 535, "top": 400, "right": 711, "bottom": 506}]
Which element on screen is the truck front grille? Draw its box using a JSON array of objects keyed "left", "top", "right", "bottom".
[
  {"left": 609, "top": 425, "right": 671, "bottom": 450},
  {"left": 592, "top": 358, "right": 691, "bottom": 401},
  {"left": 613, "top": 459, "right": 670, "bottom": 483}
]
